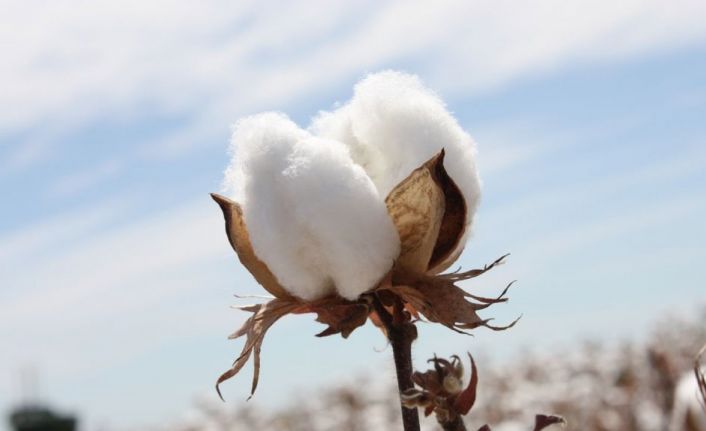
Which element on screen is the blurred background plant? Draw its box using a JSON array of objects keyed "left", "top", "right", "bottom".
[{"left": 106, "top": 308, "right": 705, "bottom": 431}]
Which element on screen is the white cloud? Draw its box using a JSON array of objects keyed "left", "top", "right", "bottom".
[{"left": 2, "top": 0, "right": 705, "bottom": 160}]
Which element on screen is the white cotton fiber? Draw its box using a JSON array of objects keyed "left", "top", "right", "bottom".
[
  {"left": 311, "top": 71, "right": 481, "bottom": 252},
  {"left": 224, "top": 112, "right": 400, "bottom": 301}
]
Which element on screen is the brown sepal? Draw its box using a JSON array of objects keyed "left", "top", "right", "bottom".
[
  {"left": 296, "top": 296, "right": 371, "bottom": 339},
  {"left": 453, "top": 353, "right": 478, "bottom": 415}
]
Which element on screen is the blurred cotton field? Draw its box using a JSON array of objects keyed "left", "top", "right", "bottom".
[{"left": 154, "top": 310, "right": 706, "bottom": 431}]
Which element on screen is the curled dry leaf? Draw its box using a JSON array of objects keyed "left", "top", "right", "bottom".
[
  {"left": 216, "top": 294, "right": 375, "bottom": 400},
  {"left": 216, "top": 299, "right": 299, "bottom": 401}
]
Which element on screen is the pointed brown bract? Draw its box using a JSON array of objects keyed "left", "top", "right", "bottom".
[
  {"left": 385, "top": 255, "right": 518, "bottom": 334},
  {"left": 211, "top": 193, "right": 292, "bottom": 300},
  {"left": 453, "top": 353, "right": 478, "bottom": 415}
]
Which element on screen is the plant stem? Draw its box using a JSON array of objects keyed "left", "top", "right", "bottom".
[
  {"left": 372, "top": 295, "right": 420, "bottom": 431},
  {"left": 442, "top": 416, "right": 468, "bottom": 431}
]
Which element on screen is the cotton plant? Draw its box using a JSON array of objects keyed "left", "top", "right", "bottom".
[{"left": 211, "top": 71, "right": 516, "bottom": 431}]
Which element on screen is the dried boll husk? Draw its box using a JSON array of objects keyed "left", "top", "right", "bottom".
[
  {"left": 211, "top": 194, "right": 292, "bottom": 300},
  {"left": 385, "top": 149, "right": 467, "bottom": 275}
]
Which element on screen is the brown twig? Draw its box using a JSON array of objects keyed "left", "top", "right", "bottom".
[
  {"left": 373, "top": 294, "right": 420, "bottom": 431},
  {"left": 441, "top": 415, "right": 467, "bottom": 431}
]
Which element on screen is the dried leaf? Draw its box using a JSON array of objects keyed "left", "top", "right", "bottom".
[
  {"left": 211, "top": 193, "right": 291, "bottom": 300},
  {"left": 297, "top": 297, "right": 371, "bottom": 339},
  {"left": 453, "top": 353, "right": 478, "bottom": 415},
  {"left": 216, "top": 298, "right": 299, "bottom": 400},
  {"left": 217, "top": 293, "right": 376, "bottom": 400},
  {"left": 385, "top": 151, "right": 446, "bottom": 273},
  {"left": 533, "top": 414, "right": 566, "bottom": 430}
]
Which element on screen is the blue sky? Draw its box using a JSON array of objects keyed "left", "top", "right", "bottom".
[{"left": 1, "top": 1, "right": 706, "bottom": 429}]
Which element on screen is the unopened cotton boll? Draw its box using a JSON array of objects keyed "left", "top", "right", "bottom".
[
  {"left": 311, "top": 71, "right": 481, "bottom": 251},
  {"left": 224, "top": 112, "right": 400, "bottom": 301}
]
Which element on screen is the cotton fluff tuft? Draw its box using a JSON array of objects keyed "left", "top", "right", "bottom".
[
  {"left": 312, "top": 71, "right": 481, "bottom": 247},
  {"left": 224, "top": 113, "right": 400, "bottom": 301}
]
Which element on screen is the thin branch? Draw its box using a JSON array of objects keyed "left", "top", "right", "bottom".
[{"left": 373, "top": 294, "right": 420, "bottom": 431}]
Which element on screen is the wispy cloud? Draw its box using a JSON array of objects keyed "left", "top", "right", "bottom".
[
  {"left": 3, "top": 0, "right": 706, "bottom": 163},
  {"left": 0, "top": 198, "right": 129, "bottom": 267},
  {"left": 0, "top": 197, "right": 238, "bottom": 389},
  {"left": 46, "top": 160, "right": 121, "bottom": 198}
]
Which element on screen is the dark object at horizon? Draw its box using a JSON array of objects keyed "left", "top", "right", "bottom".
[{"left": 9, "top": 405, "right": 77, "bottom": 431}]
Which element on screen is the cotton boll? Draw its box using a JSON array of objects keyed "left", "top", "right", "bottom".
[
  {"left": 313, "top": 70, "right": 481, "bottom": 253},
  {"left": 311, "top": 107, "right": 388, "bottom": 182},
  {"left": 282, "top": 136, "right": 400, "bottom": 300},
  {"left": 227, "top": 113, "right": 327, "bottom": 299},
  {"left": 224, "top": 112, "right": 308, "bottom": 202},
  {"left": 225, "top": 113, "right": 400, "bottom": 301}
]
